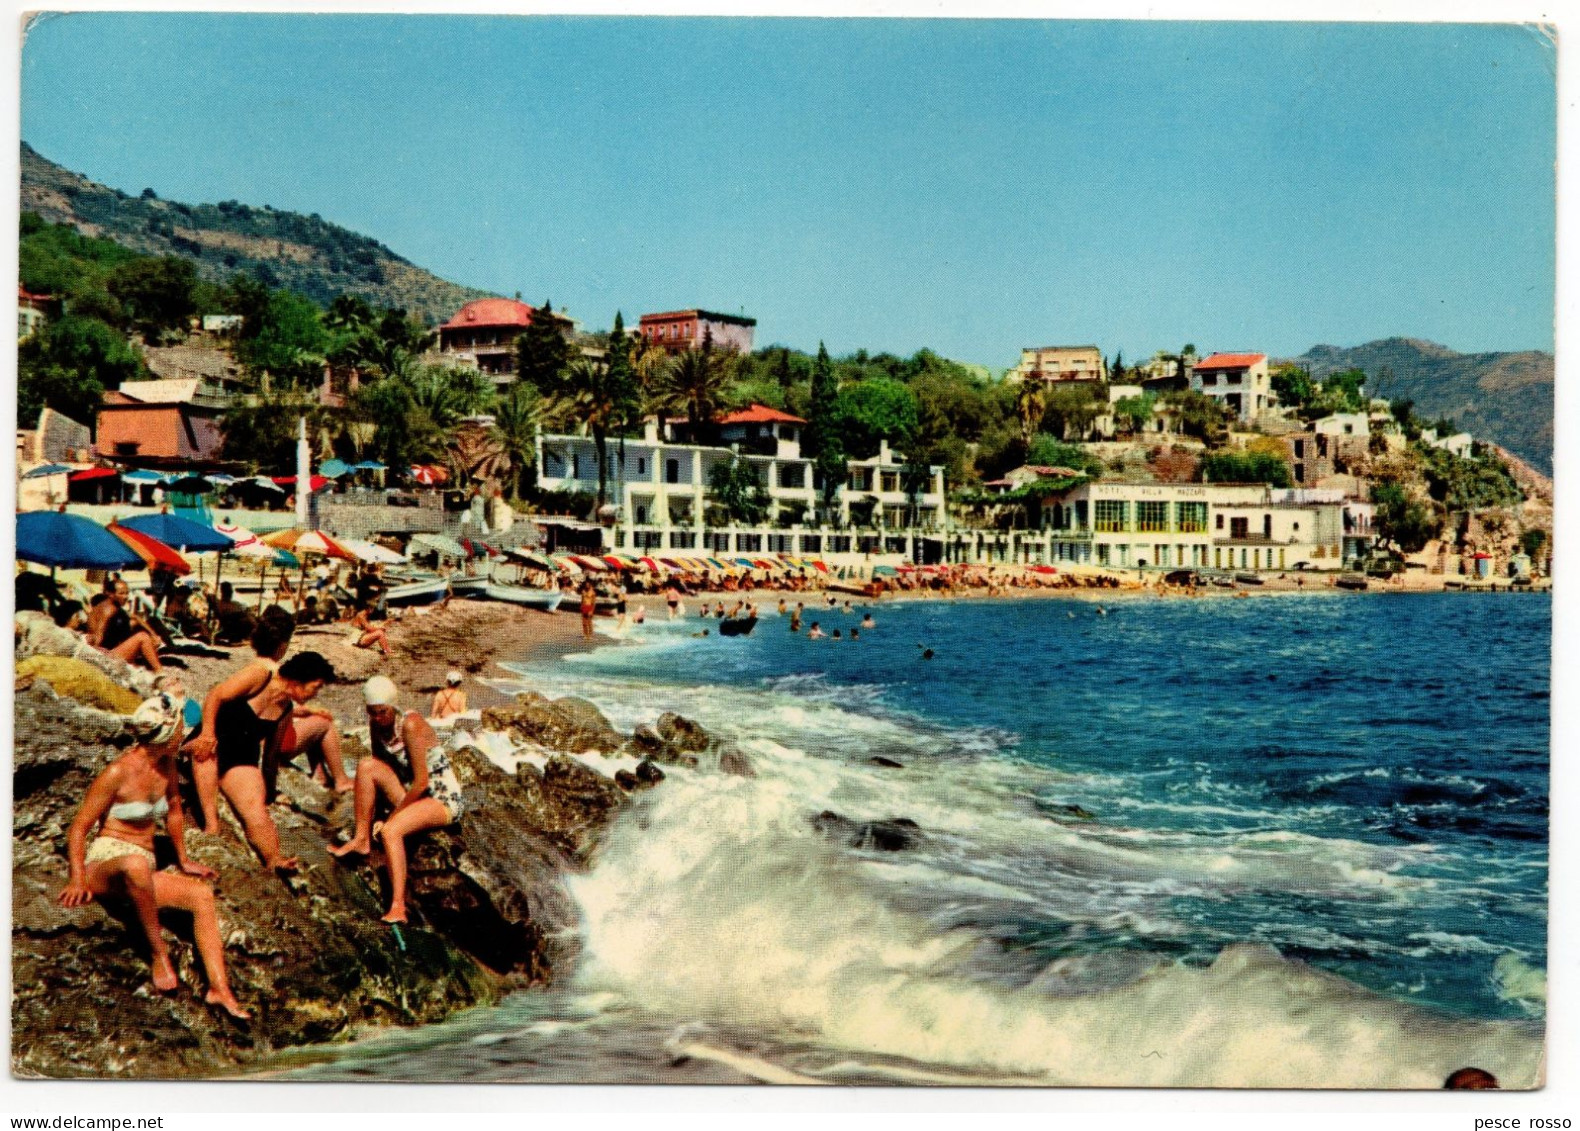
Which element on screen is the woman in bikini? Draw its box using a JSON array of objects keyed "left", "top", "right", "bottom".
[
  {"left": 330, "top": 676, "right": 464, "bottom": 924},
  {"left": 347, "top": 604, "right": 391, "bottom": 656},
  {"left": 430, "top": 670, "right": 467, "bottom": 719},
  {"left": 57, "top": 694, "right": 249, "bottom": 1018},
  {"left": 198, "top": 651, "right": 337, "bottom": 872},
  {"left": 188, "top": 614, "right": 353, "bottom": 835},
  {"left": 579, "top": 582, "right": 597, "bottom": 640}
]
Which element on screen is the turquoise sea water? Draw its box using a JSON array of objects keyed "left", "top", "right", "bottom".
[{"left": 290, "top": 592, "right": 1549, "bottom": 1088}]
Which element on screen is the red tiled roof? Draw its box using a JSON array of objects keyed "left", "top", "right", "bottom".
[
  {"left": 718, "top": 404, "right": 806, "bottom": 425},
  {"left": 1194, "top": 352, "right": 1267, "bottom": 370},
  {"left": 441, "top": 298, "right": 537, "bottom": 330}
]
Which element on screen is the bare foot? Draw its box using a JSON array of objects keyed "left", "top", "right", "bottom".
[
  {"left": 151, "top": 955, "right": 179, "bottom": 994},
  {"left": 205, "top": 987, "right": 252, "bottom": 1020},
  {"left": 333, "top": 778, "right": 354, "bottom": 794},
  {"left": 380, "top": 905, "right": 407, "bottom": 924},
  {"left": 328, "top": 838, "right": 370, "bottom": 857}
]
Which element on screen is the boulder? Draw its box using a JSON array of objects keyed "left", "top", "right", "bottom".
[
  {"left": 481, "top": 693, "right": 623, "bottom": 755},
  {"left": 654, "top": 711, "right": 710, "bottom": 755},
  {"left": 811, "top": 810, "right": 923, "bottom": 852},
  {"left": 16, "top": 655, "right": 144, "bottom": 714}
]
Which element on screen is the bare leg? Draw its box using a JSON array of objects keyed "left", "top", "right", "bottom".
[
  {"left": 220, "top": 766, "right": 297, "bottom": 872},
  {"left": 191, "top": 754, "right": 224, "bottom": 834},
  {"left": 286, "top": 715, "right": 353, "bottom": 792},
  {"left": 328, "top": 759, "right": 404, "bottom": 856},
  {"left": 378, "top": 797, "right": 452, "bottom": 923},
  {"left": 87, "top": 854, "right": 176, "bottom": 991},
  {"left": 108, "top": 631, "right": 163, "bottom": 672},
  {"left": 152, "top": 871, "right": 249, "bottom": 1019}
]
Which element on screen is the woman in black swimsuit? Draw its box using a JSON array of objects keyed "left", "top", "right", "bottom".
[{"left": 211, "top": 651, "right": 335, "bottom": 872}]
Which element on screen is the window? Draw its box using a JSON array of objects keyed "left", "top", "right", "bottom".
[
  {"left": 1215, "top": 513, "right": 1225, "bottom": 531},
  {"left": 1177, "top": 502, "right": 1207, "bottom": 533},
  {"left": 1230, "top": 517, "right": 1249, "bottom": 539},
  {"left": 1263, "top": 514, "right": 1272, "bottom": 539},
  {"left": 880, "top": 472, "right": 899, "bottom": 493},
  {"left": 636, "top": 457, "right": 647, "bottom": 476},
  {"left": 737, "top": 533, "right": 762, "bottom": 552},
  {"left": 1201, "top": 374, "right": 1218, "bottom": 387},
  {"left": 1137, "top": 501, "right": 1169, "bottom": 532},
  {"left": 778, "top": 463, "right": 806, "bottom": 489},
  {"left": 666, "top": 458, "right": 681, "bottom": 484},
  {"left": 571, "top": 454, "right": 580, "bottom": 479},
  {"left": 635, "top": 505, "right": 648, "bottom": 525},
  {"left": 1157, "top": 545, "right": 1171, "bottom": 567},
  {"left": 800, "top": 535, "right": 822, "bottom": 553},
  {"left": 1294, "top": 439, "right": 1305, "bottom": 459},
  {"left": 1094, "top": 500, "right": 1129, "bottom": 532},
  {"left": 1097, "top": 544, "right": 1111, "bottom": 565}
]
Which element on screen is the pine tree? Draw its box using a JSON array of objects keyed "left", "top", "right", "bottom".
[
  {"left": 804, "top": 342, "right": 844, "bottom": 523},
  {"left": 775, "top": 347, "right": 794, "bottom": 391},
  {"left": 515, "top": 299, "right": 569, "bottom": 394}
]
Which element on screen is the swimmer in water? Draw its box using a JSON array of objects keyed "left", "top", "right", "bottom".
[{"left": 808, "top": 622, "right": 825, "bottom": 639}]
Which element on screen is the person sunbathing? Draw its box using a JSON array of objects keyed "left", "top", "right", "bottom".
[
  {"left": 330, "top": 676, "right": 465, "bottom": 924},
  {"left": 57, "top": 693, "right": 249, "bottom": 1018},
  {"left": 347, "top": 604, "right": 391, "bottom": 656},
  {"left": 431, "top": 670, "right": 468, "bottom": 719},
  {"left": 196, "top": 651, "right": 338, "bottom": 871},
  {"left": 85, "top": 578, "right": 163, "bottom": 672}
]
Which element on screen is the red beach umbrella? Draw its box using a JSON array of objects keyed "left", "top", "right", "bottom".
[{"left": 106, "top": 522, "right": 192, "bottom": 575}]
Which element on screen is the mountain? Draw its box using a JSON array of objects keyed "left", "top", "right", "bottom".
[
  {"left": 20, "top": 143, "right": 495, "bottom": 325},
  {"left": 1292, "top": 338, "right": 1553, "bottom": 475}
]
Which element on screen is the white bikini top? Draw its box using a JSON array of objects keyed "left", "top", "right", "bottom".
[{"left": 107, "top": 796, "right": 169, "bottom": 822}]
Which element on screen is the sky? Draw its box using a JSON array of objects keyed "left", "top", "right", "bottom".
[{"left": 19, "top": 13, "right": 1557, "bottom": 370}]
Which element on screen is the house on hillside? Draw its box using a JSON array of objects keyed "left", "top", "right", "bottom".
[
  {"left": 1191, "top": 352, "right": 1270, "bottom": 422},
  {"left": 95, "top": 379, "right": 230, "bottom": 468},
  {"left": 1423, "top": 429, "right": 1475, "bottom": 459},
  {"left": 18, "top": 286, "right": 59, "bottom": 341},
  {"left": 1010, "top": 345, "right": 1107, "bottom": 385},
  {"left": 982, "top": 465, "right": 1085, "bottom": 494},
  {"left": 637, "top": 309, "right": 756, "bottom": 355},
  {"left": 438, "top": 298, "right": 574, "bottom": 383}
]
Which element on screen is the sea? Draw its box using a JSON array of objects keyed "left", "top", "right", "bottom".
[{"left": 286, "top": 591, "right": 1550, "bottom": 1089}]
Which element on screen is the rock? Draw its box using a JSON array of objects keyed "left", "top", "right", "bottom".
[
  {"left": 16, "top": 656, "right": 144, "bottom": 714},
  {"left": 869, "top": 756, "right": 905, "bottom": 769},
  {"left": 481, "top": 694, "right": 623, "bottom": 755},
  {"left": 811, "top": 810, "right": 923, "bottom": 852},
  {"left": 654, "top": 711, "right": 710, "bottom": 755},
  {"left": 634, "top": 759, "right": 665, "bottom": 786},
  {"left": 716, "top": 745, "right": 754, "bottom": 777},
  {"left": 614, "top": 770, "right": 640, "bottom": 791},
  {"left": 628, "top": 724, "right": 665, "bottom": 757}
]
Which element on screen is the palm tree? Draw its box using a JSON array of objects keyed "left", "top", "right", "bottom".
[
  {"left": 1015, "top": 379, "right": 1047, "bottom": 451},
  {"left": 633, "top": 338, "right": 678, "bottom": 430},
  {"left": 491, "top": 384, "right": 541, "bottom": 500},
  {"left": 561, "top": 357, "right": 627, "bottom": 511},
  {"left": 659, "top": 348, "right": 733, "bottom": 445}
]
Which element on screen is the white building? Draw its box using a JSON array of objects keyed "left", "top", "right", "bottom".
[
  {"left": 1424, "top": 430, "right": 1475, "bottom": 458},
  {"left": 1033, "top": 479, "right": 1351, "bottom": 572},
  {"left": 1011, "top": 345, "right": 1107, "bottom": 385},
  {"left": 1313, "top": 413, "right": 1370, "bottom": 439},
  {"left": 535, "top": 404, "right": 947, "bottom": 560},
  {"left": 1191, "top": 352, "right": 1271, "bottom": 423}
]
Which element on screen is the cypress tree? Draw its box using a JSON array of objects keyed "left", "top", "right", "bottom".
[
  {"left": 805, "top": 342, "right": 844, "bottom": 523},
  {"left": 515, "top": 298, "right": 569, "bottom": 394}
]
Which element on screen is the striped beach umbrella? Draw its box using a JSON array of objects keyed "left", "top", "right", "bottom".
[
  {"left": 17, "top": 510, "right": 144, "bottom": 572},
  {"left": 107, "top": 522, "right": 192, "bottom": 575},
  {"left": 262, "top": 528, "right": 358, "bottom": 561}
]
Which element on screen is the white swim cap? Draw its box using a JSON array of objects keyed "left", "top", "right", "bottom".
[
  {"left": 363, "top": 675, "right": 399, "bottom": 707},
  {"left": 446, "top": 670, "right": 464, "bottom": 685}
]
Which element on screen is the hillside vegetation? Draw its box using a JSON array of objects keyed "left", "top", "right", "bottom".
[
  {"left": 21, "top": 143, "right": 493, "bottom": 324},
  {"left": 1295, "top": 338, "right": 1552, "bottom": 474}
]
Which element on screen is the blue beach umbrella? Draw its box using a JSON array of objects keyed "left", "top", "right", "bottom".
[
  {"left": 22, "top": 463, "right": 74, "bottom": 479},
  {"left": 118, "top": 512, "right": 236, "bottom": 553},
  {"left": 17, "top": 510, "right": 145, "bottom": 571},
  {"left": 352, "top": 460, "right": 386, "bottom": 471},
  {"left": 319, "top": 458, "right": 351, "bottom": 478}
]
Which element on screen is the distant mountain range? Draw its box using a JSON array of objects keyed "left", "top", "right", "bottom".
[
  {"left": 20, "top": 143, "right": 495, "bottom": 325},
  {"left": 1292, "top": 338, "right": 1553, "bottom": 475}
]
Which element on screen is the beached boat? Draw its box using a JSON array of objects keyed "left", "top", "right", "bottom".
[
  {"left": 1335, "top": 573, "right": 1370, "bottom": 591},
  {"left": 446, "top": 575, "right": 491, "bottom": 598},
  {"left": 1234, "top": 572, "right": 1265, "bottom": 586},
  {"left": 479, "top": 582, "right": 564, "bottom": 612},
  {"left": 383, "top": 577, "right": 453, "bottom": 606},
  {"left": 717, "top": 615, "right": 758, "bottom": 637}
]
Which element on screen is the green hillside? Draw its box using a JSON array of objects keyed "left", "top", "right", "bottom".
[
  {"left": 20, "top": 142, "right": 494, "bottom": 325},
  {"left": 1294, "top": 338, "right": 1553, "bottom": 475}
]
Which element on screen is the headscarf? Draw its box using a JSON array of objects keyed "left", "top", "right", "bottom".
[{"left": 129, "top": 692, "right": 183, "bottom": 746}]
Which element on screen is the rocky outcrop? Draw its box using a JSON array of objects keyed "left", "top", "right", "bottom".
[
  {"left": 13, "top": 686, "right": 716, "bottom": 1079},
  {"left": 15, "top": 612, "right": 158, "bottom": 699},
  {"left": 811, "top": 810, "right": 923, "bottom": 852}
]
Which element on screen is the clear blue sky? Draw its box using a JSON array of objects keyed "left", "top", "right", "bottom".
[{"left": 21, "top": 14, "right": 1556, "bottom": 369}]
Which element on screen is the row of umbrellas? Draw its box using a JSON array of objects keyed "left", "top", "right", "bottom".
[{"left": 539, "top": 553, "right": 831, "bottom": 577}]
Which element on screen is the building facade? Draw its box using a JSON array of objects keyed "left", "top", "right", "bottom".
[
  {"left": 637, "top": 309, "right": 756, "bottom": 355},
  {"left": 18, "top": 287, "right": 58, "bottom": 341},
  {"left": 1191, "top": 353, "right": 1271, "bottom": 422},
  {"left": 96, "top": 379, "right": 230, "bottom": 468},
  {"left": 535, "top": 410, "right": 946, "bottom": 557},
  {"left": 438, "top": 298, "right": 573, "bottom": 383},
  {"left": 1033, "top": 479, "right": 1351, "bottom": 571},
  {"left": 1011, "top": 345, "right": 1107, "bottom": 385}
]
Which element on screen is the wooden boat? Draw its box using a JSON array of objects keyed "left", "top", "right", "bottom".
[
  {"left": 1335, "top": 573, "right": 1370, "bottom": 591},
  {"left": 718, "top": 615, "right": 758, "bottom": 637},
  {"left": 447, "top": 575, "right": 491, "bottom": 598},
  {"left": 479, "top": 582, "right": 564, "bottom": 612},
  {"left": 383, "top": 577, "right": 453, "bottom": 607},
  {"left": 1234, "top": 572, "right": 1265, "bottom": 586}
]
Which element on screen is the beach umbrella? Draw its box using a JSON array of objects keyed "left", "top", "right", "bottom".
[
  {"left": 272, "top": 474, "right": 332, "bottom": 493},
  {"left": 17, "top": 510, "right": 145, "bottom": 572},
  {"left": 262, "top": 528, "right": 358, "bottom": 561},
  {"left": 1028, "top": 564, "right": 1059, "bottom": 575},
  {"left": 637, "top": 556, "right": 662, "bottom": 572},
  {"left": 809, "top": 560, "right": 830, "bottom": 573},
  {"left": 408, "top": 465, "right": 447, "bottom": 486},
  {"left": 753, "top": 559, "right": 777, "bottom": 570},
  {"left": 601, "top": 555, "right": 629, "bottom": 570},
  {"left": 553, "top": 555, "right": 584, "bottom": 574},
  {"left": 337, "top": 537, "right": 408, "bottom": 565},
  {"left": 107, "top": 523, "right": 192, "bottom": 575},
  {"left": 318, "top": 458, "right": 352, "bottom": 478},
  {"left": 208, "top": 473, "right": 237, "bottom": 485},
  {"left": 352, "top": 460, "right": 387, "bottom": 471},
  {"left": 162, "top": 475, "right": 213, "bottom": 494},
  {"left": 409, "top": 532, "right": 470, "bottom": 560},
  {"left": 119, "top": 512, "right": 236, "bottom": 553},
  {"left": 22, "top": 463, "right": 74, "bottom": 479},
  {"left": 733, "top": 557, "right": 758, "bottom": 570},
  {"left": 572, "top": 555, "right": 608, "bottom": 572}
]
